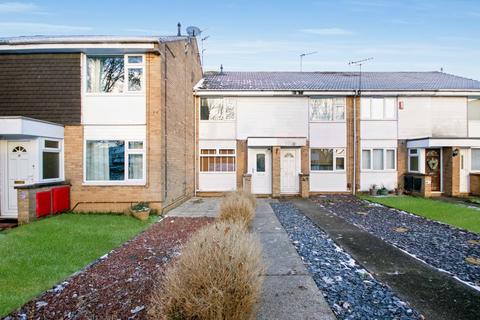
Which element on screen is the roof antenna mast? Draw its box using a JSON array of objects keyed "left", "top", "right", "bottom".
[
  {"left": 348, "top": 57, "right": 373, "bottom": 92},
  {"left": 177, "top": 22, "right": 181, "bottom": 36},
  {"left": 299, "top": 51, "right": 318, "bottom": 72}
]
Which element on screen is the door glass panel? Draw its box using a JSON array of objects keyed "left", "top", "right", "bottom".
[{"left": 256, "top": 154, "right": 265, "bottom": 172}]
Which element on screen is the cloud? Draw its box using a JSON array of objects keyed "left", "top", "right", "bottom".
[
  {"left": 300, "top": 28, "right": 353, "bottom": 36},
  {"left": 0, "top": 22, "right": 92, "bottom": 34},
  {"left": 0, "top": 2, "right": 40, "bottom": 13}
]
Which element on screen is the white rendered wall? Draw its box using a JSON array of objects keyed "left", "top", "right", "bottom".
[
  {"left": 310, "top": 172, "right": 347, "bottom": 192},
  {"left": 236, "top": 97, "right": 308, "bottom": 139},
  {"left": 83, "top": 95, "right": 146, "bottom": 125}
]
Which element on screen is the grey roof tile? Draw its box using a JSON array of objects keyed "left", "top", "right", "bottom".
[{"left": 199, "top": 71, "right": 480, "bottom": 91}]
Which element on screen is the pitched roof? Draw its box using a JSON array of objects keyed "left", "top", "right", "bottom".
[
  {"left": 0, "top": 35, "right": 189, "bottom": 45},
  {"left": 199, "top": 71, "right": 480, "bottom": 91}
]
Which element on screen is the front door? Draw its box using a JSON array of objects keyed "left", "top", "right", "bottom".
[
  {"left": 459, "top": 148, "right": 469, "bottom": 193},
  {"left": 281, "top": 149, "right": 299, "bottom": 193},
  {"left": 5, "top": 142, "right": 32, "bottom": 217},
  {"left": 249, "top": 148, "right": 272, "bottom": 194},
  {"left": 425, "top": 148, "right": 441, "bottom": 192}
]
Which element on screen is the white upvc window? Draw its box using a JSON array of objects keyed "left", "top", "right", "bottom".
[
  {"left": 471, "top": 148, "right": 480, "bottom": 171},
  {"left": 200, "top": 148, "right": 236, "bottom": 172},
  {"left": 408, "top": 149, "right": 420, "bottom": 172},
  {"left": 362, "top": 148, "right": 396, "bottom": 171},
  {"left": 361, "top": 98, "right": 397, "bottom": 120},
  {"left": 310, "top": 148, "right": 346, "bottom": 171},
  {"left": 200, "top": 98, "right": 236, "bottom": 121},
  {"left": 84, "top": 139, "right": 146, "bottom": 184},
  {"left": 41, "top": 139, "right": 63, "bottom": 181},
  {"left": 86, "top": 54, "right": 145, "bottom": 94},
  {"left": 309, "top": 97, "right": 346, "bottom": 121}
]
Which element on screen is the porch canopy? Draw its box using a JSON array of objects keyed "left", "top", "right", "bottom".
[
  {"left": 0, "top": 116, "right": 63, "bottom": 139},
  {"left": 247, "top": 137, "right": 307, "bottom": 147},
  {"left": 406, "top": 137, "right": 480, "bottom": 148}
]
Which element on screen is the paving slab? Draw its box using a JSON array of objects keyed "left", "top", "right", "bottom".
[
  {"left": 167, "top": 197, "right": 219, "bottom": 218},
  {"left": 255, "top": 199, "right": 336, "bottom": 320},
  {"left": 257, "top": 275, "right": 335, "bottom": 320}
]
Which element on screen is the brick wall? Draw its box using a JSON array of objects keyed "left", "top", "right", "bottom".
[
  {"left": 162, "top": 40, "right": 203, "bottom": 208},
  {"left": 236, "top": 140, "right": 248, "bottom": 189},
  {"left": 0, "top": 53, "right": 81, "bottom": 124},
  {"left": 397, "top": 140, "right": 408, "bottom": 191},
  {"left": 272, "top": 146, "right": 281, "bottom": 197}
]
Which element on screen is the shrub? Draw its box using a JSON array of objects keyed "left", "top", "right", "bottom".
[
  {"left": 218, "top": 193, "right": 255, "bottom": 227},
  {"left": 149, "top": 222, "right": 264, "bottom": 320}
]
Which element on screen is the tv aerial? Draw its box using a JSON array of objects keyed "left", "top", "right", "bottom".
[{"left": 186, "top": 26, "right": 202, "bottom": 37}]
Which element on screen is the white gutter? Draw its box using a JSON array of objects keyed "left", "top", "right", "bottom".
[{"left": 194, "top": 90, "right": 480, "bottom": 97}]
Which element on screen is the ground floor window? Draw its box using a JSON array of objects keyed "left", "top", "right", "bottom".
[
  {"left": 85, "top": 139, "right": 145, "bottom": 182},
  {"left": 200, "top": 148, "right": 236, "bottom": 172},
  {"left": 362, "top": 148, "right": 396, "bottom": 171},
  {"left": 408, "top": 149, "right": 419, "bottom": 172},
  {"left": 42, "top": 139, "right": 62, "bottom": 180},
  {"left": 311, "top": 148, "right": 345, "bottom": 171},
  {"left": 472, "top": 148, "right": 480, "bottom": 171}
]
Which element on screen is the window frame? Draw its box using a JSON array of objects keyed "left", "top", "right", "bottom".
[
  {"left": 85, "top": 54, "right": 145, "bottom": 96},
  {"left": 309, "top": 97, "right": 346, "bottom": 122},
  {"left": 83, "top": 139, "right": 146, "bottom": 185},
  {"left": 361, "top": 148, "right": 397, "bottom": 172},
  {"left": 40, "top": 138, "right": 64, "bottom": 182},
  {"left": 310, "top": 148, "right": 346, "bottom": 172},
  {"left": 360, "top": 97, "right": 397, "bottom": 120},
  {"left": 408, "top": 148, "right": 420, "bottom": 173},
  {"left": 199, "top": 148, "right": 237, "bottom": 173},
  {"left": 199, "top": 97, "right": 236, "bottom": 122}
]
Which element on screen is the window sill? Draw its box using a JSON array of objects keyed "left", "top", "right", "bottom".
[
  {"left": 85, "top": 92, "right": 145, "bottom": 97},
  {"left": 361, "top": 170, "right": 397, "bottom": 173},
  {"left": 309, "top": 120, "right": 346, "bottom": 123},
  {"left": 82, "top": 181, "right": 146, "bottom": 186},
  {"left": 199, "top": 120, "right": 236, "bottom": 123},
  {"left": 310, "top": 170, "right": 346, "bottom": 174},
  {"left": 199, "top": 172, "right": 236, "bottom": 174}
]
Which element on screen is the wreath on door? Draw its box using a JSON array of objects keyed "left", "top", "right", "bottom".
[{"left": 428, "top": 158, "right": 439, "bottom": 170}]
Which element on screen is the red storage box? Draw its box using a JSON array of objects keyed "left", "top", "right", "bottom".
[
  {"left": 36, "top": 191, "right": 52, "bottom": 218},
  {"left": 52, "top": 186, "right": 70, "bottom": 214}
]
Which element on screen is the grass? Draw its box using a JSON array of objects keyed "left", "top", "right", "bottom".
[
  {"left": 0, "top": 213, "right": 156, "bottom": 316},
  {"left": 359, "top": 195, "right": 480, "bottom": 233}
]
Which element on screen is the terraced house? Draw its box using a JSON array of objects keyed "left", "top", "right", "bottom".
[
  {"left": 0, "top": 35, "right": 202, "bottom": 222},
  {"left": 194, "top": 71, "right": 480, "bottom": 198}
]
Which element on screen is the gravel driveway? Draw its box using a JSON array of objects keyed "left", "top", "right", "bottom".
[{"left": 312, "top": 195, "right": 480, "bottom": 288}]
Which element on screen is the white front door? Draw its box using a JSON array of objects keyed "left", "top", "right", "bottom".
[
  {"left": 5, "top": 141, "right": 33, "bottom": 217},
  {"left": 460, "top": 148, "right": 470, "bottom": 193},
  {"left": 281, "top": 149, "right": 300, "bottom": 193},
  {"left": 249, "top": 148, "right": 272, "bottom": 194}
]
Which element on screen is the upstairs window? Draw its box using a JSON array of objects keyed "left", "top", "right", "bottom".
[
  {"left": 200, "top": 98, "right": 235, "bottom": 120},
  {"left": 468, "top": 98, "right": 480, "bottom": 121},
  {"left": 310, "top": 98, "right": 345, "bottom": 121},
  {"left": 87, "top": 55, "right": 144, "bottom": 93},
  {"left": 361, "top": 98, "right": 396, "bottom": 120}
]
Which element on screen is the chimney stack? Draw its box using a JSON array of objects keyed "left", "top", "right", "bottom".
[
  {"left": 177, "top": 22, "right": 181, "bottom": 36},
  {"left": 220, "top": 64, "right": 224, "bottom": 74}
]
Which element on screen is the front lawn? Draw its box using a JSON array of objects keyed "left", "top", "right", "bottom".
[
  {"left": 359, "top": 195, "right": 480, "bottom": 233},
  {"left": 0, "top": 213, "right": 156, "bottom": 316}
]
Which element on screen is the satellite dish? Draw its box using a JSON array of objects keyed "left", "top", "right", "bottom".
[{"left": 186, "top": 26, "right": 202, "bottom": 37}]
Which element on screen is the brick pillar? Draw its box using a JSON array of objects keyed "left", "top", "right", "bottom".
[
  {"left": 300, "top": 173, "right": 310, "bottom": 198},
  {"left": 423, "top": 175, "right": 432, "bottom": 198},
  {"left": 397, "top": 140, "right": 408, "bottom": 192},
  {"left": 243, "top": 174, "right": 252, "bottom": 193},
  {"left": 442, "top": 147, "right": 460, "bottom": 196},
  {"left": 272, "top": 146, "right": 281, "bottom": 197},
  {"left": 237, "top": 140, "right": 248, "bottom": 189},
  {"left": 347, "top": 96, "right": 361, "bottom": 193},
  {"left": 301, "top": 142, "right": 310, "bottom": 174}
]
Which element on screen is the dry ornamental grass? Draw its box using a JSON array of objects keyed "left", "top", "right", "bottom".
[
  {"left": 149, "top": 221, "right": 264, "bottom": 320},
  {"left": 218, "top": 193, "right": 256, "bottom": 228}
]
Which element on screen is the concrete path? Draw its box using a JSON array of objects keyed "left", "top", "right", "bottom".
[
  {"left": 168, "top": 197, "right": 336, "bottom": 320},
  {"left": 292, "top": 198, "right": 480, "bottom": 320}
]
